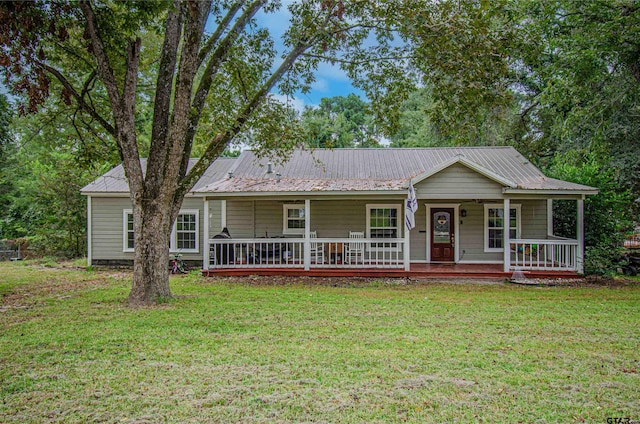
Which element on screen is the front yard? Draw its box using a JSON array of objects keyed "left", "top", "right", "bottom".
[{"left": 1, "top": 261, "right": 638, "bottom": 423}]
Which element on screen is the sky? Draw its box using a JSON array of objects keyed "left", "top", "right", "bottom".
[{"left": 253, "top": 3, "right": 364, "bottom": 112}]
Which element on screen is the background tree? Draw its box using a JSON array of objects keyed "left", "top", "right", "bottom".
[
  {"left": 0, "top": 0, "right": 520, "bottom": 305},
  {"left": 301, "top": 94, "right": 380, "bottom": 148}
]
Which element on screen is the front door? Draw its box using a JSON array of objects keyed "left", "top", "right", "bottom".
[{"left": 431, "top": 208, "right": 455, "bottom": 262}]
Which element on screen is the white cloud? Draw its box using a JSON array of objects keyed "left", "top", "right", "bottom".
[{"left": 270, "top": 93, "right": 308, "bottom": 113}]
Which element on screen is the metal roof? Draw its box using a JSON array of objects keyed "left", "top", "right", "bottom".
[
  {"left": 82, "top": 147, "right": 597, "bottom": 195},
  {"left": 195, "top": 147, "right": 596, "bottom": 194},
  {"left": 80, "top": 158, "right": 236, "bottom": 193}
]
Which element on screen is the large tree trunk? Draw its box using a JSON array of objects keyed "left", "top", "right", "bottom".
[{"left": 128, "top": 200, "right": 175, "bottom": 306}]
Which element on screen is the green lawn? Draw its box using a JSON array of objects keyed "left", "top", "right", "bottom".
[{"left": 1, "top": 262, "right": 639, "bottom": 423}]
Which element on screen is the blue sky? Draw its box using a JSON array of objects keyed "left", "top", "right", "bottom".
[{"left": 253, "top": 3, "right": 363, "bottom": 111}]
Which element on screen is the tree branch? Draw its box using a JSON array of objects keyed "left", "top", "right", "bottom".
[
  {"left": 36, "top": 61, "right": 115, "bottom": 136},
  {"left": 79, "top": 0, "right": 143, "bottom": 196},
  {"left": 147, "top": 0, "right": 182, "bottom": 183},
  {"left": 197, "top": 0, "right": 246, "bottom": 66},
  {"left": 178, "top": 39, "right": 313, "bottom": 200}
]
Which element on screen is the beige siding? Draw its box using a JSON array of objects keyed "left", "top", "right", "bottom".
[
  {"left": 453, "top": 199, "right": 547, "bottom": 263},
  {"left": 208, "top": 200, "right": 223, "bottom": 235},
  {"left": 410, "top": 206, "right": 426, "bottom": 261},
  {"left": 519, "top": 199, "right": 548, "bottom": 239},
  {"left": 92, "top": 197, "right": 131, "bottom": 261},
  {"left": 91, "top": 196, "right": 204, "bottom": 262},
  {"left": 415, "top": 163, "right": 504, "bottom": 199},
  {"left": 456, "top": 202, "right": 500, "bottom": 262},
  {"left": 226, "top": 200, "right": 255, "bottom": 238}
]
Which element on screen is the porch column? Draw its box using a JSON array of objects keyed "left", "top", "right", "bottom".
[
  {"left": 203, "top": 198, "right": 209, "bottom": 269},
  {"left": 404, "top": 222, "right": 411, "bottom": 272},
  {"left": 503, "top": 198, "right": 510, "bottom": 272},
  {"left": 547, "top": 199, "right": 554, "bottom": 237},
  {"left": 221, "top": 200, "right": 227, "bottom": 228},
  {"left": 577, "top": 196, "right": 584, "bottom": 274},
  {"left": 304, "top": 199, "right": 310, "bottom": 271},
  {"left": 87, "top": 196, "right": 92, "bottom": 267}
]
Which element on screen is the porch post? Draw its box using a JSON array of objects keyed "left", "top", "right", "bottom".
[
  {"left": 220, "top": 200, "right": 227, "bottom": 229},
  {"left": 404, "top": 221, "right": 411, "bottom": 272},
  {"left": 577, "top": 196, "right": 584, "bottom": 274},
  {"left": 304, "top": 199, "right": 310, "bottom": 271},
  {"left": 503, "top": 198, "right": 510, "bottom": 272},
  {"left": 87, "top": 196, "right": 92, "bottom": 267},
  {"left": 203, "top": 198, "right": 209, "bottom": 269},
  {"left": 547, "top": 199, "right": 554, "bottom": 237}
]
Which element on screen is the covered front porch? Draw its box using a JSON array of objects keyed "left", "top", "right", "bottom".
[{"left": 201, "top": 196, "right": 585, "bottom": 276}]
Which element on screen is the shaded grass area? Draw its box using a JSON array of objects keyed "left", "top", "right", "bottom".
[{"left": 1, "top": 262, "right": 639, "bottom": 423}]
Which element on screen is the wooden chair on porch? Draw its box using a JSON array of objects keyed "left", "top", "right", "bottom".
[
  {"left": 309, "top": 231, "right": 325, "bottom": 264},
  {"left": 346, "top": 231, "right": 365, "bottom": 265}
]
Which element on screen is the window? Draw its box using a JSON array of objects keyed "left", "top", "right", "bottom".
[
  {"left": 484, "top": 204, "right": 521, "bottom": 252},
  {"left": 123, "top": 209, "right": 199, "bottom": 253},
  {"left": 174, "top": 211, "right": 198, "bottom": 252},
  {"left": 123, "top": 210, "right": 134, "bottom": 252},
  {"left": 366, "top": 204, "right": 401, "bottom": 251},
  {"left": 283, "top": 204, "right": 305, "bottom": 235}
]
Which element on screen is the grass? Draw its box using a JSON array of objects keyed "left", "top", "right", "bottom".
[{"left": 1, "top": 262, "right": 639, "bottom": 423}]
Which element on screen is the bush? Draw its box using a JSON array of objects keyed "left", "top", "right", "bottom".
[{"left": 548, "top": 152, "right": 634, "bottom": 275}]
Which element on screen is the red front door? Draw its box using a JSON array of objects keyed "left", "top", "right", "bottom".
[{"left": 431, "top": 208, "right": 455, "bottom": 262}]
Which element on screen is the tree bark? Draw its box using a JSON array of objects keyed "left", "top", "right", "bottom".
[{"left": 128, "top": 198, "right": 175, "bottom": 305}]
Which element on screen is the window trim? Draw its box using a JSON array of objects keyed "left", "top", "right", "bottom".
[
  {"left": 366, "top": 204, "right": 402, "bottom": 252},
  {"left": 123, "top": 209, "right": 200, "bottom": 253},
  {"left": 484, "top": 203, "right": 521, "bottom": 252},
  {"left": 123, "top": 209, "right": 134, "bottom": 252},
  {"left": 282, "top": 204, "right": 306, "bottom": 235},
  {"left": 170, "top": 209, "right": 199, "bottom": 253}
]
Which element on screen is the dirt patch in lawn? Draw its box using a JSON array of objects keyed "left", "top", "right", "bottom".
[
  {"left": 1, "top": 269, "right": 129, "bottom": 309},
  {"left": 509, "top": 275, "right": 639, "bottom": 288}
]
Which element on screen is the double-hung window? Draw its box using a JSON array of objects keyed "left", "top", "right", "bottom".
[
  {"left": 366, "top": 204, "right": 401, "bottom": 251},
  {"left": 174, "top": 211, "right": 198, "bottom": 251},
  {"left": 283, "top": 204, "right": 305, "bottom": 235},
  {"left": 484, "top": 204, "right": 521, "bottom": 252},
  {"left": 123, "top": 209, "right": 199, "bottom": 253},
  {"left": 123, "top": 210, "right": 135, "bottom": 252}
]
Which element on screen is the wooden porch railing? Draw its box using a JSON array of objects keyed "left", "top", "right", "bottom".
[
  {"left": 207, "top": 238, "right": 405, "bottom": 269},
  {"left": 510, "top": 239, "right": 579, "bottom": 271}
]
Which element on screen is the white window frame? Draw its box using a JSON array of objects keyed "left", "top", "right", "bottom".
[
  {"left": 484, "top": 204, "right": 521, "bottom": 252},
  {"left": 366, "top": 204, "right": 401, "bottom": 252},
  {"left": 171, "top": 209, "right": 199, "bottom": 253},
  {"left": 283, "top": 204, "right": 306, "bottom": 235},
  {"left": 123, "top": 209, "right": 134, "bottom": 252},
  {"left": 123, "top": 209, "right": 199, "bottom": 253}
]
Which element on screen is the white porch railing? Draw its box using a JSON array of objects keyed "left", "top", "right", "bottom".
[
  {"left": 510, "top": 239, "right": 579, "bottom": 271},
  {"left": 207, "top": 237, "right": 405, "bottom": 269}
]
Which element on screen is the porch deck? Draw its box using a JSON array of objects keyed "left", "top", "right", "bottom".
[{"left": 202, "top": 263, "right": 580, "bottom": 280}]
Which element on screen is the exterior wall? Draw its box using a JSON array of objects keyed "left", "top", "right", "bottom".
[
  {"left": 92, "top": 197, "right": 131, "bottom": 261},
  {"left": 91, "top": 196, "right": 205, "bottom": 263},
  {"left": 415, "top": 163, "right": 504, "bottom": 199},
  {"left": 410, "top": 205, "right": 427, "bottom": 261},
  {"left": 453, "top": 199, "right": 548, "bottom": 263},
  {"left": 224, "top": 199, "right": 403, "bottom": 239},
  {"left": 208, "top": 200, "right": 223, "bottom": 235}
]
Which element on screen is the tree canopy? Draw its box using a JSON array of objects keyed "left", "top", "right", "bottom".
[{"left": 0, "top": 0, "right": 519, "bottom": 304}]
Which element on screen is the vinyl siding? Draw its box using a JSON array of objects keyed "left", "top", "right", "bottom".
[
  {"left": 208, "top": 200, "right": 223, "bottom": 235},
  {"left": 415, "top": 163, "right": 504, "bottom": 199},
  {"left": 226, "top": 200, "right": 255, "bottom": 238},
  {"left": 454, "top": 199, "right": 548, "bottom": 263},
  {"left": 91, "top": 197, "right": 204, "bottom": 262},
  {"left": 92, "top": 197, "right": 131, "bottom": 261}
]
